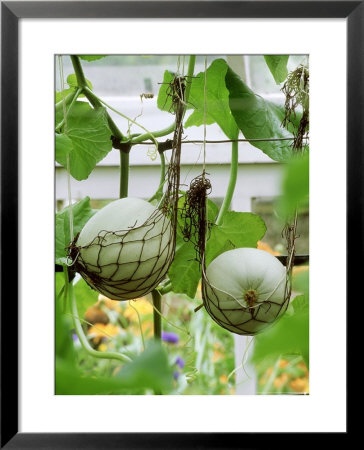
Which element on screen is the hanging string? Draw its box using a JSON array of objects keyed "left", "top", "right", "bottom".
[
  {"left": 203, "top": 56, "right": 207, "bottom": 173},
  {"left": 58, "top": 55, "right": 74, "bottom": 242}
]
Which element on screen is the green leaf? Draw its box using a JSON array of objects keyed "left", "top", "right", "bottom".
[
  {"left": 225, "top": 65, "right": 295, "bottom": 162},
  {"left": 55, "top": 341, "right": 174, "bottom": 395},
  {"left": 290, "top": 294, "right": 309, "bottom": 314},
  {"left": 264, "top": 55, "right": 289, "bottom": 84},
  {"left": 168, "top": 242, "right": 200, "bottom": 299},
  {"left": 169, "top": 211, "right": 266, "bottom": 299},
  {"left": 78, "top": 55, "right": 107, "bottom": 62},
  {"left": 55, "top": 196, "right": 95, "bottom": 264},
  {"left": 251, "top": 307, "right": 309, "bottom": 367},
  {"left": 206, "top": 212, "right": 267, "bottom": 264},
  {"left": 157, "top": 70, "right": 174, "bottom": 112},
  {"left": 293, "top": 269, "right": 309, "bottom": 295},
  {"left": 73, "top": 277, "right": 99, "bottom": 318},
  {"left": 55, "top": 289, "right": 75, "bottom": 364},
  {"left": 55, "top": 133, "right": 72, "bottom": 161},
  {"left": 278, "top": 152, "right": 309, "bottom": 218},
  {"left": 185, "top": 59, "right": 239, "bottom": 139},
  {"left": 66, "top": 74, "right": 93, "bottom": 90},
  {"left": 55, "top": 102, "right": 112, "bottom": 180},
  {"left": 55, "top": 88, "right": 74, "bottom": 104}
]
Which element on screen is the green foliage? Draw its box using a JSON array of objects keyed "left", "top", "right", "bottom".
[
  {"left": 157, "top": 69, "right": 174, "bottom": 112},
  {"left": 55, "top": 287, "right": 75, "bottom": 364},
  {"left": 66, "top": 73, "right": 93, "bottom": 90},
  {"left": 73, "top": 277, "right": 99, "bottom": 318},
  {"left": 251, "top": 269, "right": 309, "bottom": 369},
  {"left": 55, "top": 196, "right": 95, "bottom": 264},
  {"left": 264, "top": 55, "right": 289, "bottom": 84},
  {"left": 157, "top": 60, "right": 239, "bottom": 139},
  {"left": 169, "top": 210, "right": 266, "bottom": 299},
  {"left": 56, "top": 340, "right": 174, "bottom": 395},
  {"left": 55, "top": 88, "right": 74, "bottom": 105},
  {"left": 278, "top": 152, "right": 309, "bottom": 219},
  {"left": 55, "top": 102, "right": 112, "bottom": 180},
  {"left": 207, "top": 211, "right": 266, "bottom": 265},
  {"left": 55, "top": 74, "right": 92, "bottom": 107},
  {"left": 225, "top": 65, "right": 295, "bottom": 162},
  {"left": 185, "top": 59, "right": 239, "bottom": 139},
  {"left": 78, "top": 55, "right": 107, "bottom": 62}
]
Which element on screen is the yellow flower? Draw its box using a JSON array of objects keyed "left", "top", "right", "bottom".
[
  {"left": 219, "top": 374, "right": 228, "bottom": 384},
  {"left": 273, "top": 373, "right": 289, "bottom": 388},
  {"left": 279, "top": 359, "right": 289, "bottom": 368},
  {"left": 124, "top": 298, "right": 153, "bottom": 321},
  {"left": 88, "top": 323, "right": 120, "bottom": 345},
  {"left": 290, "top": 377, "right": 309, "bottom": 393},
  {"left": 98, "top": 294, "right": 122, "bottom": 312},
  {"left": 98, "top": 343, "right": 108, "bottom": 352}
]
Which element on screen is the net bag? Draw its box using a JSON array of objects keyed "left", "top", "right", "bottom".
[
  {"left": 201, "top": 247, "right": 291, "bottom": 336},
  {"left": 67, "top": 74, "right": 187, "bottom": 301}
]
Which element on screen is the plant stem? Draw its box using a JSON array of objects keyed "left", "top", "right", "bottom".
[
  {"left": 152, "top": 289, "right": 162, "bottom": 340},
  {"left": 131, "top": 123, "right": 175, "bottom": 144},
  {"left": 69, "top": 279, "right": 132, "bottom": 363},
  {"left": 183, "top": 55, "right": 196, "bottom": 116},
  {"left": 119, "top": 151, "right": 129, "bottom": 198},
  {"left": 148, "top": 152, "right": 166, "bottom": 203},
  {"left": 158, "top": 281, "right": 172, "bottom": 296},
  {"left": 70, "top": 55, "right": 125, "bottom": 141},
  {"left": 70, "top": 55, "right": 88, "bottom": 87},
  {"left": 216, "top": 138, "right": 239, "bottom": 225}
]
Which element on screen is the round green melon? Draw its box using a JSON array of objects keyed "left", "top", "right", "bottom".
[
  {"left": 204, "top": 247, "right": 287, "bottom": 335},
  {"left": 76, "top": 197, "right": 173, "bottom": 300}
]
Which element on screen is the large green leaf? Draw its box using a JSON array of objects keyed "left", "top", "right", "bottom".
[
  {"left": 55, "top": 196, "right": 95, "bottom": 264},
  {"left": 278, "top": 152, "right": 309, "bottom": 219},
  {"left": 206, "top": 211, "right": 266, "bottom": 265},
  {"left": 225, "top": 66, "right": 295, "bottom": 162},
  {"left": 264, "top": 55, "right": 289, "bottom": 84},
  {"left": 157, "top": 60, "right": 239, "bottom": 139},
  {"left": 169, "top": 211, "right": 266, "bottom": 299},
  {"left": 55, "top": 102, "right": 112, "bottom": 180},
  {"left": 73, "top": 277, "right": 99, "bottom": 318},
  {"left": 252, "top": 269, "right": 309, "bottom": 368},
  {"left": 185, "top": 59, "right": 239, "bottom": 139},
  {"left": 251, "top": 305, "right": 309, "bottom": 368},
  {"left": 168, "top": 240, "right": 199, "bottom": 299},
  {"left": 169, "top": 197, "right": 219, "bottom": 299}
]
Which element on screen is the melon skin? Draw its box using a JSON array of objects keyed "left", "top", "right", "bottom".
[
  {"left": 204, "top": 247, "right": 287, "bottom": 335},
  {"left": 76, "top": 198, "right": 173, "bottom": 300}
]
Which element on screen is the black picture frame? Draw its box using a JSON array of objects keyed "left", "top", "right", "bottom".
[{"left": 1, "top": 1, "right": 358, "bottom": 447}]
